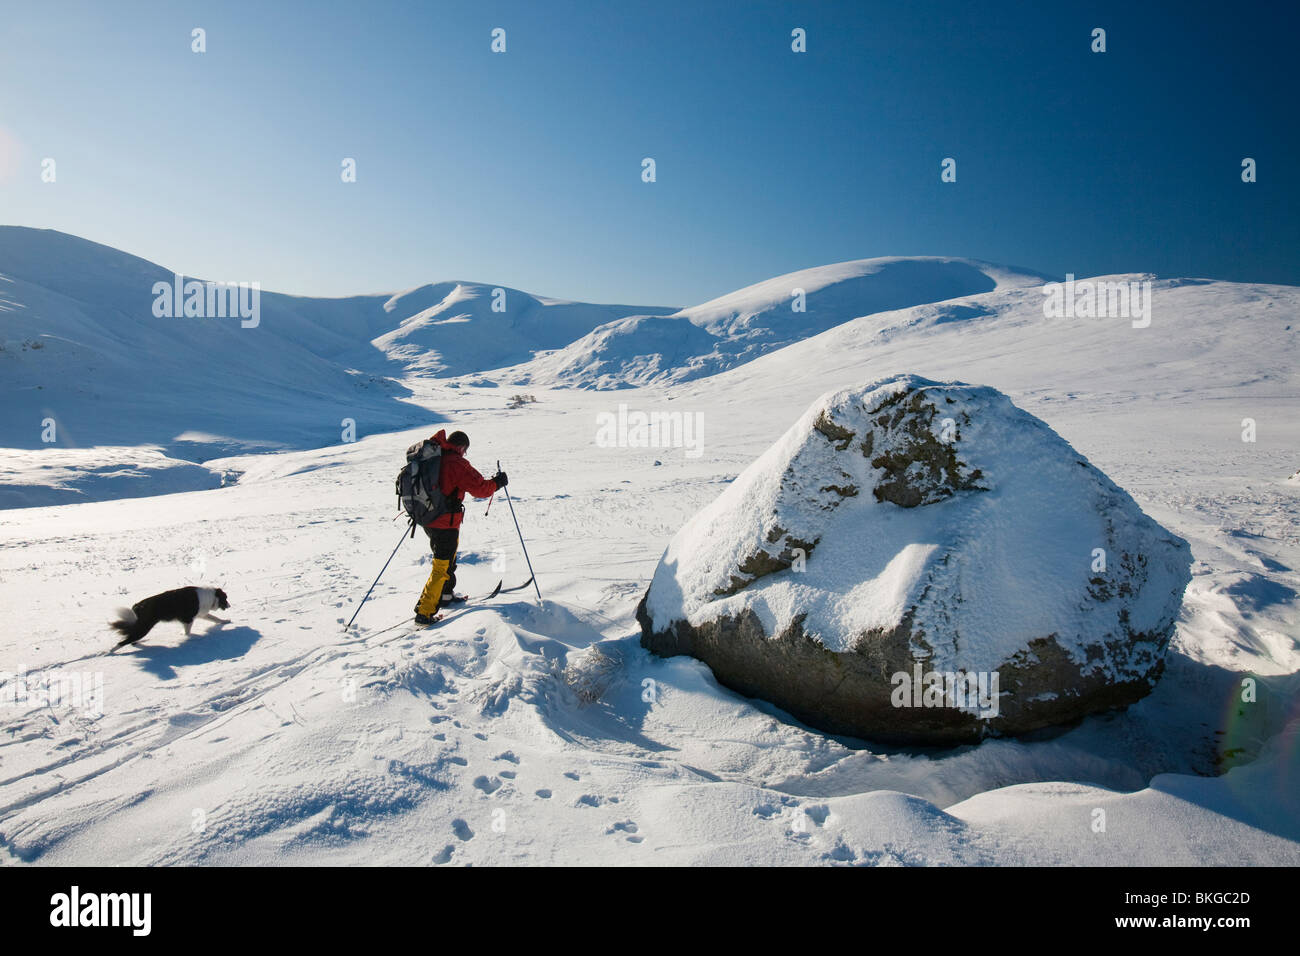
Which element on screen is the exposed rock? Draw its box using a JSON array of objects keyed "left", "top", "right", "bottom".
[{"left": 638, "top": 374, "right": 1193, "bottom": 745}]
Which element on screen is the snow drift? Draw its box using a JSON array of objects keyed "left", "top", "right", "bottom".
[{"left": 639, "top": 374, "right": 1194, "bottom": 744}]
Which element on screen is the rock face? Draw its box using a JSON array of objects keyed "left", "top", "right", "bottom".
[{"left": 638, "top": 374, "right": 1193, "bottom": 745}]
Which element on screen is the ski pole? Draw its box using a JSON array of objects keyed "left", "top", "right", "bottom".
[
  {"left": 500, "top": 464, "right": 543, "bottom": 606},
  {"left": 345, "top": 520, "right": 412, "bottom": 630},
  {"left": 485, "top": 460, "right": 498, "bottom": 516}
]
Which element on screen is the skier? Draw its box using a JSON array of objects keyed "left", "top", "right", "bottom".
[{"left": 414, "top": 429, "right": 507, "bottom": 625}]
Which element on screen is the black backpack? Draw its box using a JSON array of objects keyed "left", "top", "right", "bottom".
[{"left": 395, "top": 439, "right": 451, "bottom": 534}]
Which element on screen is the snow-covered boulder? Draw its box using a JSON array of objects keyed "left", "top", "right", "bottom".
[{"left": 637, "top": 374, "right": 1193, "bottom": 744}]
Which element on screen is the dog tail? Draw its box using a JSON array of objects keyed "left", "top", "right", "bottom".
[{"left": 110, "top": 607, "right": 152, "bottom": 648}]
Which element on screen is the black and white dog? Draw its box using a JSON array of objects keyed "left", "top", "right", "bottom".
[{"left": 110, "top": 587, "right": 231, "bottom": 650}]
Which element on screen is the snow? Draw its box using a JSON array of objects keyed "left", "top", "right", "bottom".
[
  {"left": 0, "top": 446, "right": 221, "bottom": 508},
  {"left": 0, "top": 227, "right": 673, "bottom": 502},
  {"left": 1, "top": 232, "right": 1298, "bottom": 865},
  {"left": 512, "top": 256, "right": 1051, "bottom": 388},
  {"left": 645, "top": 375, "right": 1191, "bottom": 675}
]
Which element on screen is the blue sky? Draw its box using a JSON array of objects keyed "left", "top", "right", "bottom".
[{"left": 1, "top": 0, "right": 1296, "bottom": 306}]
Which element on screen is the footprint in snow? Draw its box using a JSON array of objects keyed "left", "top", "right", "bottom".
[
  {"left": 563, "top": 771, "right": 580, "bottom": 781},
  {"left": 473, "top": 775, "right": 503, "bottom": 795},
  {"left": 433, "top": 845, "right": 455, "bottom": 865},
  {"left": 755, "top": 800, "right": 815, "bottom": 839},
  {"left": 451, "top": 819, "right": 474, "bottom": 841},
  {"left": 823, "top": 841, "right": 856, "bottom": 863},
  {"left": 494, "top": 751, "right": 520, "bottom": 764},
  {"left": 535, "top": 789, "right": 552, "bottom": 799},
  {"left": 606, "top": 820, "right": 641, "bottom": 844}
]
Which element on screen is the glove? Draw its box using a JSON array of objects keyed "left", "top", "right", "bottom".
[{"left": 492, "top": 471, "right": 508, "bottom": 489}]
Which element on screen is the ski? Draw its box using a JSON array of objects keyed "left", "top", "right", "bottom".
[
  {"left": 359, "top": 617, "right": 415, "bottom": 639},
  {"left": 386, "top": 605, "right": 465, "bottom": 640},
  {"left": 367, "top": 612, "right": 449, "bottom": 646},
  {"left": 498, "top": 575, "right": 534, "bottom": 594},
  {"left": 444, "top": 579, "right": 502, "bottom": 602},
  {"left": 359, "top": 580, "right": 505, "bottom": 640}
]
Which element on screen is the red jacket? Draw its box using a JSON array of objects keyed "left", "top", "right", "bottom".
[{"left": 427, "top": 429, "right": 499, "bottom": 529}]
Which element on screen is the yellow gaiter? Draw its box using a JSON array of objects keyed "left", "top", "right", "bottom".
[{"left": 416, "top": 557, "right": 453, "bottom": 616}]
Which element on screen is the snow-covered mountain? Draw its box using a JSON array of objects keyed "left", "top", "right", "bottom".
[
  {"left": 510, "top": 257, "right": 1052, "bottom": 388},
  {"left": 0, "top": 233, "right": 1056, "bottom": 506},
  {"left": 1, "top": 233, "right": 1298, "bottom": 865},
  {"left": 373, "top": 281, "right": 678, "bottom": 376},
  {"left": 0, "top": 227, "right": 673, "bottom": 460},
  {"left": 0, "top": 228, "right": 409, "bottom": 458}
]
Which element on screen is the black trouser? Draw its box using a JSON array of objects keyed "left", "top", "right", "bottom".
[{"left": 426, "top": 527, "right": 459, "bottom": 596}]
